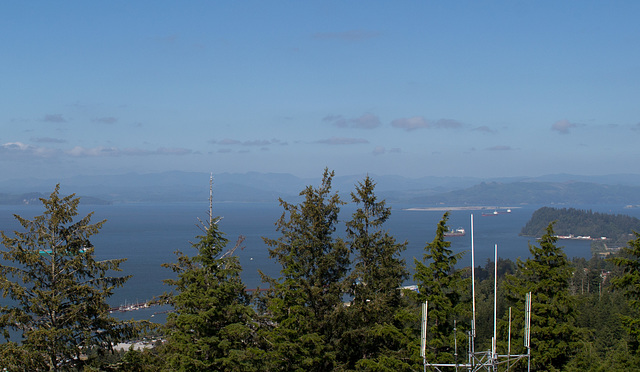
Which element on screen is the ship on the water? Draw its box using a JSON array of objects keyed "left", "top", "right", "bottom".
[
  {"left": 444, "top": 227, "right": 466, "bottom": 237},
  {"left": 482, "top": 209, "right": 512, "bottom": 217}
]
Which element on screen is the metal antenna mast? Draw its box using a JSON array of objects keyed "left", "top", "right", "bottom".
[
  {"left": 471, "top": 214, "right": 477, "bottom": 339},
  {"left": 421, "top": 214, "right": 532, "bottom": 371},
  {"left": 209, "top": 172, "right": 213, "bottom": 227}
]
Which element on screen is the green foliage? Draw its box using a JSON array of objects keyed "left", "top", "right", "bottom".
[
  {"left": 337, "top": 176, "right": 413, "bottom": 370},
  {"left": 521, "top": 206, "right": 640, "bottom": 240},
  {"left": 7, "top": 181, "right": 640, "bottom": 370},
  {"left": 161, "top": 219, "right": 261, "bottom": 371},
  {"left": 504, "top": 222, "right": 580, "bottom": 370},
  {"left": 610, "top": 232, "right": 640, "bottom": 352},
  {"left": 412, "top": 212, "right": 469, "bottom": 363},
  {"left": 0, "top": 185, "right": 141, "bottom": 371},
  {"left": 260, "top": 168, "right": 349, "bottom": 371}
]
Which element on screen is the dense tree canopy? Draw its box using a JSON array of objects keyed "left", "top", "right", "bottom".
[
  {"left": 161, "top": 218, "right": 261, "bottom": 371},
  {"left": 413, "top": 212, "right": 469, "bottom": 365},
  {"left": 611, "top": 232, "right": 640, "bottom": 352},
  {"left": 521, "top": 206, "right": 640, "bottom": 239},
  {"left": 504, "top": 222, "right": 580, "bottom": 371},
  {"left": 338, "top": 175, "right": 414, "bottom": 371},
  {"left": 4, "top": 177, "right": 640, "bottom": 370},
  {"left": 260, "top": 168, "right": 349, "bottom": 371},
  {"left": 0, "top": 185, "right": 140, "bottom": 371}
]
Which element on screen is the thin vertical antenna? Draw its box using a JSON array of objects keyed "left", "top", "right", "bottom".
[
  {"left": 508, "top": 306, "right": 512, "bottom": 361},
  {"left": 524, "top": 292, "right": 532, "bottom": 349},
  {"left": 209, "top": 173, "right": 213, "bottom": 227},
  {"left": 453, "top": 320, "right": 458, "bottom": 366},
  {"left": 525, "top": 291, "right": 532, "bottom": 372},
  {"left": 421, "top": 300, "right": 428, "bottom": 358},
  {"left": 493, "top": 243, "right": 498, "bottom": 359},
  {"left": 471, "top": 214, "right": 476, "bottom": 338}
]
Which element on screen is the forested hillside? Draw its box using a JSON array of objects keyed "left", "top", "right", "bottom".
[{"left": 520, "top": 206, "right": 640, "bottom": 239}]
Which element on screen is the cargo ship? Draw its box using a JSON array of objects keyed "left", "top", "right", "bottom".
[
  {"left": 482, "top": 209, "right": 511, "bottom": 217},
  {"left": 444, "top": 227, "right": 466, "bottom": 237}
]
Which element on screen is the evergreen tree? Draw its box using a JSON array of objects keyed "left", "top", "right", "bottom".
[
  {"left": 161, "top": 218, "right": 261, "bottom": 371},
  {"left": 504, "top": 222, "right": 580, "bottom": 371},
  {"left": 338, "top": 175, "right": 413, "bottom": 371},
  {"left": 413, "top": 212, "right": 468, "bottom": 364},
  {"left": 611, "top": 231, "right": 640, "bottom": 352},
  {"left": 260, "top": 168, "right": 349, "bottom": 371},
  {"left": 0, "top": 185, "right": 140, "bottom": 371}
]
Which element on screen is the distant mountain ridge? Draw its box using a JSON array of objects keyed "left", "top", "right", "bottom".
[{"left": 1, "top": 171, "right": 640, "bottom": 205}]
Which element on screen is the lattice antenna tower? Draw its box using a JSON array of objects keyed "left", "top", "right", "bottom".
[{"left": 421, "top": 214, "right": 532, "bottom": 372}]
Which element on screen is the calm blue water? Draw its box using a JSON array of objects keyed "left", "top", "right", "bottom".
[{"left": 2, "top": 202, "right": 639, "bottom": 323}]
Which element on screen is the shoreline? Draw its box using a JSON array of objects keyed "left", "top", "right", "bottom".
[{"left": 403, "top": 206, "right": 521, "bottom": 212}]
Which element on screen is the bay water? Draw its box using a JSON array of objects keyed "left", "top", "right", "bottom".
[{"left": 1, "top": 202, "right": 638, "bottom": 323}]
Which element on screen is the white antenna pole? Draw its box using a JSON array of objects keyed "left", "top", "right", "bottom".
[
  {"left": 508, "top": 306, "right": 512, "bottom": 360},
  {"left": 493, "top": 243, "right": 498, "bottom": 360},
  {"left": 209, "top": 173, "right": 213, "bottom": 227},
  {"left": 524, "top": 292, "right": 532, "bottom": 349},
  {"left": 471, "top": 214, "right": 476, "bottom": 339},
  {"left": 525, "top": 291, "right": 532, "bottom": 372},
  {"left": 421, "top": 300, "right": 428, "bottom": 370}
]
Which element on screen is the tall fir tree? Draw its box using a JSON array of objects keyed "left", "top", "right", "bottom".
[
  {"left": 260, "top": 168, "right": 349, "bottom": 371},
  {"left": 0, "top": 185, "right": 140, "bottom": 371},
  {"left": 611, "top": 231, "right": 640, "bottom": 352},
  {"left": 503, "top": 222, "right": 580, "bottom": 371},
  {"left": 161, "top": 217, "right": 261, "bottom": 371},
  {"left": 412, "top": 211, "right": 468, "bottom": 365},
  {"left": 337, "top": 175, "right": 414, "bottom": 371}
]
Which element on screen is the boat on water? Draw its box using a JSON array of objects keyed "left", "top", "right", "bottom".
[
  {"left": 482, "top": 209, "right": 512, "bottom": 217},
  {"left": 445, "top": 227, "right": 466, "bottom": 237}
]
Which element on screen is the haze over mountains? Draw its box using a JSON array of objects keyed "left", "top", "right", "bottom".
[{"left": 2, "top": 171, "right": 640, "bottom": 206}]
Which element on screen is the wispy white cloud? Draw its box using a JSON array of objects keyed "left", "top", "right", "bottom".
[
  {"left": 243, "top": 140, "right": 272, "bottom": 146},
  {"left": 214, "top": 139, "right": 242, "bottom": 145},
  {"left": 473, "top": 125, "right": 496, "bottom": 134},
  {"left": 391, "top": 116, "right": 466, "bottom": 131},
  {"left": 155, "top": 147, "right": 192, "bottom": 155},
  {"left": 324, "top": 113, "right": 380, "bottom": 129},
  {"left": 323, "top": 114, "right": 346, "bottom": 127},
  {"left": 3, "top": 142, "right": 31, "bottom": 151},
  {"left": 391, "top": 116, "right": 429, "bottom": 131},
  {"left": 42, "top": 114, "right": 66, "bottom": 123},
  {"left": 372, "top": 146, "right": 385, "bottom": 155},
  {"left": 1, "top": 141, "right": 194, "bottom": 159},
  {"left": 485, "top": 145, "right": 513, "bottom": 151},
  {"left": 67, "top": 146, "right": 119, "bottom": 157},
  {"left": 551, "top": 119, "right": 578, "bottom": 134},
  {"left": 1, "top": 142, "right": 58, "bottom": 157},
  {"left": 435, "top": 119, "right": 463, "bottom": 129},
  {"left": 210, "top": 138, "right": 284, "bottom": 146},
  {"left": 316, "top": 137, "right": 369, "bottom": 145},
  {"left": 31, "top": 137, "right": 66, "bottom": 143},
  {"left": 351, "top": 113, "right": 381, "bottom": 129}
]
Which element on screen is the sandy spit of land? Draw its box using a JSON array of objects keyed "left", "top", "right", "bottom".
[{"left": 403, "top": 206, "right": 521, "bottom": 211}]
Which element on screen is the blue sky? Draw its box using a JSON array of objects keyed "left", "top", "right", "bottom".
[{"left": 2, "top": 1, "right": 640, "bottom": 181}]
